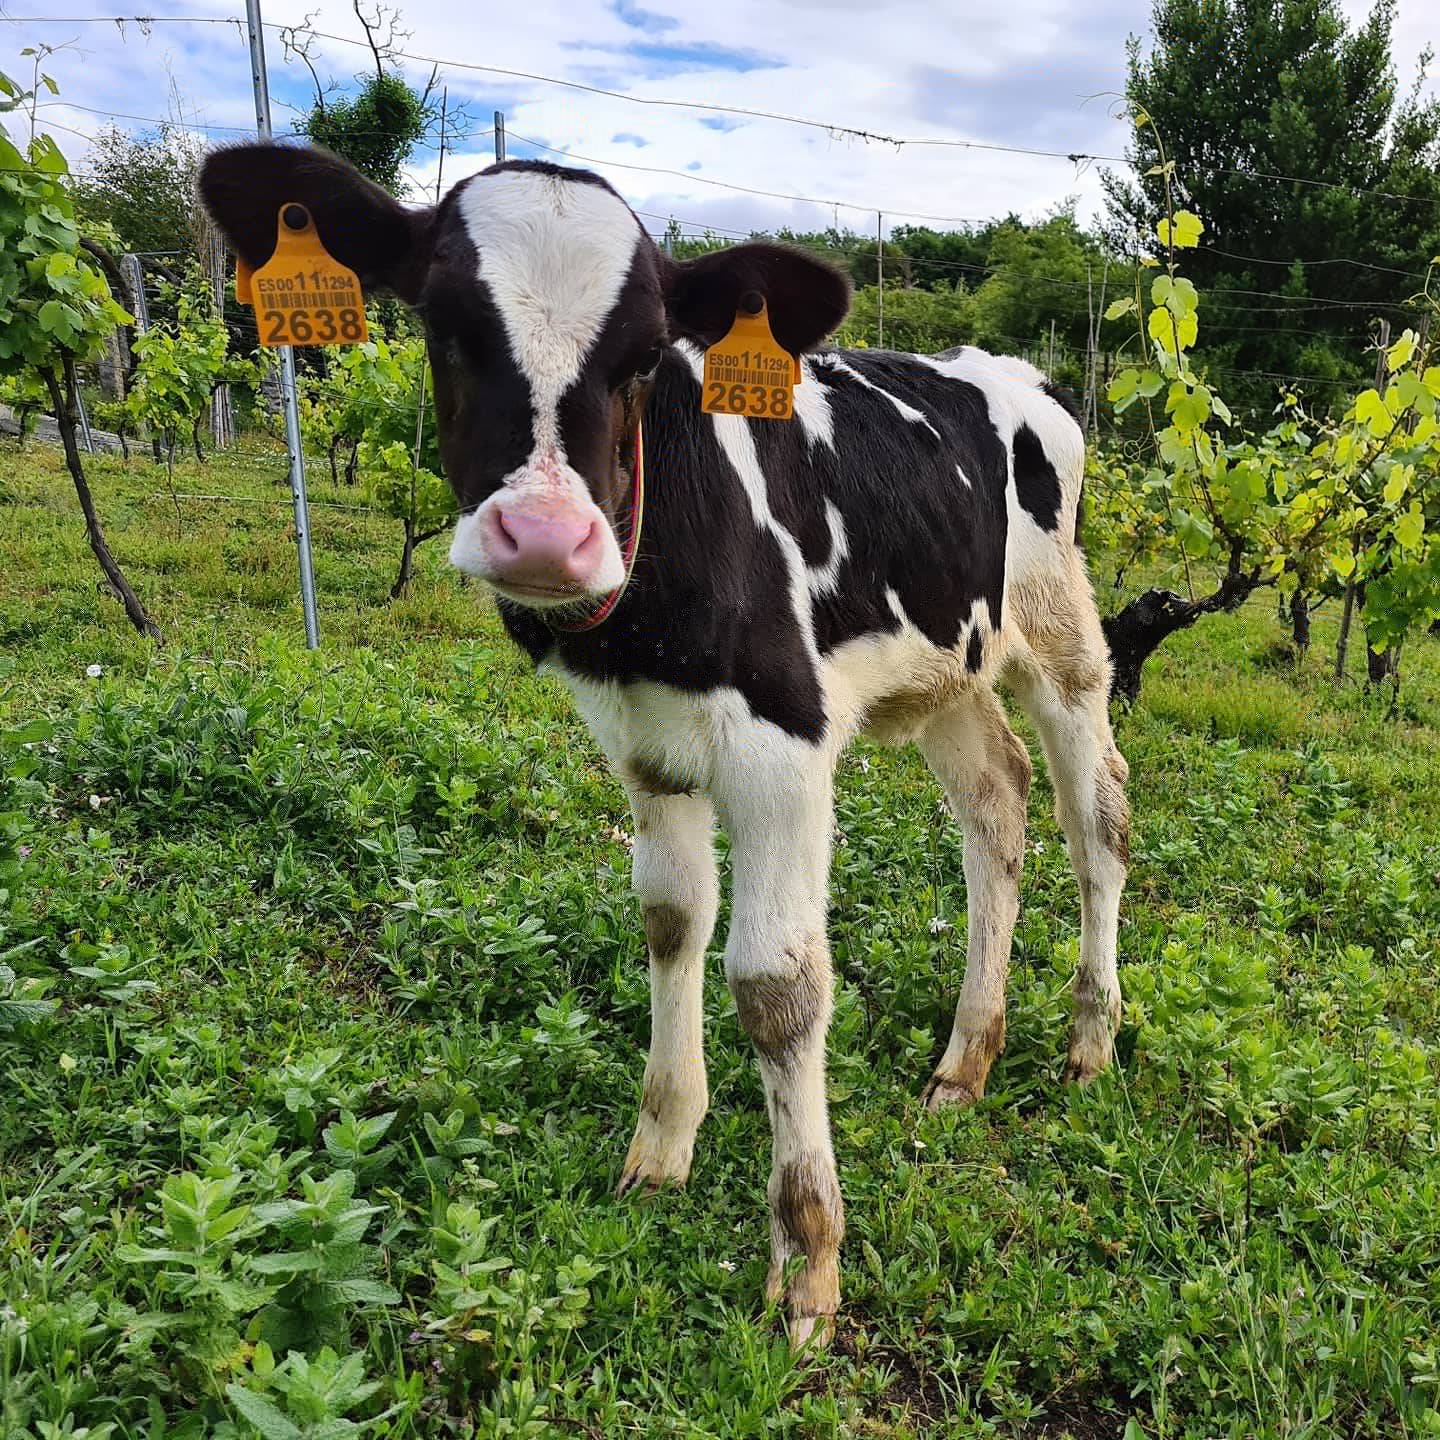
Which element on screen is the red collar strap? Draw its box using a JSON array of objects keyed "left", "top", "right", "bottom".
[{"left": 553, "top": 420, "right": 645, "bottom": 633}]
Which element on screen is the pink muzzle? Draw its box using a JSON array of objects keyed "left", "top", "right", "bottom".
[{"left": 481, "top": 501, "right": 608, "bottom": 593}]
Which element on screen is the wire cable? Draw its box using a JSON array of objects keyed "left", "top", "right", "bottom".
[{"left": 8, "top": 12, "right": 1440, "bottom": 212}]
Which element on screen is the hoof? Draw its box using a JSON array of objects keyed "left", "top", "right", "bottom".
[
  {"left": 787, "top": 1310, "right": 835, "bottom": 1351},
  {"left": 616, "top": 1088, "right": 705, "bottom": 1199},
  {"left": 615, "top": 1157, "right": 688, "bottom": 1200},
  {"left": 1065, "top": 1001, "right": 1119, "bottom": 1086},
  {"left": 922, "top": 1073, "right": 982, "bottom": 1112},
  {"left": 615, "top": 1137, "right": 693, "bottom": 1200},
  {"left": 1062, "top": 1051, "right": 1110, "bottom": 1087},
  {"left": 615, "top": 1167, "right": 671, "bottom": 1200},
  {"left": 767, "top": 1253, "right": 840, "bottom": 1354}
]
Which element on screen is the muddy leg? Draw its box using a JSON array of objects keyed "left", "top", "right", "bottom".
[
  {"left": 616, "top": 790, "right": 719, "bottom": 1196},
  {"left": 917, "top": 691, "right": 1031, "bottom": 1108}
]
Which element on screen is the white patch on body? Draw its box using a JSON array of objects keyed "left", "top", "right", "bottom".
[
  {"left": 792, "top": 355, "right": 836, "bottom": 451},
  {"left": 918, "top": 347, "right": 1083, "bottom": 593},
  {"left": 806, "top": 500, "right": 849, "bottom": 599},
  {"left": 822, "top": 594, "right": 1000, "bottom": 745}
]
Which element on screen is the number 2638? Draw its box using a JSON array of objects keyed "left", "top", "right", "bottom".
[
  {"left": 705, "top": 382, "right": 791, "bottom": 418},
  {"left": 262, "top": 307, "right": 364, "bottom": 345}
]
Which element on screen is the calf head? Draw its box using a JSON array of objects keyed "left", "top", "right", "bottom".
[{"left": 201, "top": 144, "right": 850, "bottom": 611}]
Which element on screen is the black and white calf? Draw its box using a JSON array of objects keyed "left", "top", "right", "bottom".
[{"left": 201, "top": 144, "right": 1129, "bottom": 1345}]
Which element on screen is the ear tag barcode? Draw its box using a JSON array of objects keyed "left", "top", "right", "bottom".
[
  {"left": 701, "top": 296, "right": 797, "bottom": 421},
  {"left": 248, "top": 203, "right": 369, "bottom": 349}
]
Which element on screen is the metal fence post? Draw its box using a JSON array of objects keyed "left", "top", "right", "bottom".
[{"left": 244, "top": 0, "right": 320, "bottom": 650}]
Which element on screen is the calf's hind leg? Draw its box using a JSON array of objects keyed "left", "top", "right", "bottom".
[
  {"left": 617, "top": 789, "right": 719, "bottom": 1197},
  {"left": 1008, "top": 584, "right": 1129, "bottom": 1084},
  {"left": 917, "top": 689, "right": 1032, "bottom": 1109}
]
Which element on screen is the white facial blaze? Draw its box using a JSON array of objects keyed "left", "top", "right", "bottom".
[
  {"left": 456, "top": 169, "right": 642, "bottom": 462},
  {"left": 448, "top": 169, "right": 641, "bottom": 596}
]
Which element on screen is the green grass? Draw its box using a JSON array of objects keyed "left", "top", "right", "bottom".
[{"left": 3, "top": 441, "right": 1440, "bottom": 1440}]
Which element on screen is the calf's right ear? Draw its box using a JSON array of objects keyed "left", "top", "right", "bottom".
[
  {"left": 199, "top": 143, "right": 433, "bottom": 304},
  {"left": 664, "top": 242, "right": 851, "bottom": 357}
]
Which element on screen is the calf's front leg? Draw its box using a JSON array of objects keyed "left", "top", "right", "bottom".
[
  {"left": 717, "top": 761, "right": 844, "bottom": 1347},
  {"left": 617, "top": 789, "right": 719, "bottom": 1197}
]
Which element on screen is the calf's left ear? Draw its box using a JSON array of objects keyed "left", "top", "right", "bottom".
[
  {"left": 664, "top": 243, "right": 851, "bottom": 356},
  {"left": 199, "top": 142, "right": 433, "bottom": 303}
]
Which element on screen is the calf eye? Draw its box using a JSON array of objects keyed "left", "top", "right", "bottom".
[{"left": 612, "top": 344, "right": 665, "bottom": 393}]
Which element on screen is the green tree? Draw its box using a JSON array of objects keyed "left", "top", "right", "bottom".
[
  {"left": 0, "top": 62, "right": 159, "bottom": 640},
  {"left": 835, "top": 282, "right": 975, "bottom": 354},
  {"left": 1096, "top": 109, "right": 1439, "bottom": 701},
  {"left": 284, "top": 2, "right": 461, "bottom": 198},
  {"left": 297, "top": 335, "right": 453, "bottom": 597},
  {"left": 969, "top": 208, "right": 1116, "bottom": 364},
  {"left": 1104, "top": 0, "right": 1440, "bottom": 412},
  {"left": 883, "top": 223, "right": 995, "bottom": 290},
  {"left": 71, "top": 124, "right": 202, "bottom": 259},
  {"left": 303, "top": 72, "right": 427, "bottom": 197}
]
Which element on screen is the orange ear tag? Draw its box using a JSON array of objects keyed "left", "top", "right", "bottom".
[
  {"left": 701, "top": 296, "right": 797, "bottom": 420},
  {"left": 248, "top": 203, "right": 369, "bottom": 349}
]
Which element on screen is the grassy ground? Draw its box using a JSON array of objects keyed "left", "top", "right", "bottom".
[{"left": 3, "top": 442, "right": 1439, "bottom": 1440}]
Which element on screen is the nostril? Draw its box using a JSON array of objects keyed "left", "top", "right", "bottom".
[
  {"left": 486, "top": 507, "right": 520, "bottom": 556},
  {"left": 571, "top": 520, "right": 601, "bottom": 560}
]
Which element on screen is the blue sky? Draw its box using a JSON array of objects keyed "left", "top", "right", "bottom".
[{"left": 5, "top": 0, "right": 1435, "bottom": 242}]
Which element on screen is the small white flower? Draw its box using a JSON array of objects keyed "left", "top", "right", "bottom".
[
  {"left": 717, "top": 1259, "right": 737, "bottom": 1273},
  {"left": 1032, "top": 841, "right": 1046, "bottom": 855},
  {"left": 607, "top": 825, "right": 634, "bottom": 851},
  {"left": 858, "top": 756, "right": 871, "bottom": 774},
  {"left": 927, "top": 916, "right": 952, "bottom": 936},
  {"left": 912, "top": 1138, "right": 927, "bottom": 1150},
  {"left": 86, "top": 664, "right": 104, "bottom": 679},
  {"left": 59, "top": 1053, "right": 77, "bottom": 1073},
  {"left": 88, "top": 794, "right": 104, "bottom": 810}
]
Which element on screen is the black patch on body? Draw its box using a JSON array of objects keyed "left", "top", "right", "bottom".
[
  {"left": 500, "top": 346, "right": 1071, "bottom": 745},
  {"left": 1036, "top": 381, "right": 1086, "bottom": 546},
  {"left": 420, "top": 219, "right": 537, "bottom": 508},
  {"left": 801, "top": 350, "right": 1010, "bottom": 642},
  {"left": 1012, "top": 423, "right": 1062, "bottom": 533},
  {"left": 1043, "top": 379, "right": 1082, "bottom": 421}
]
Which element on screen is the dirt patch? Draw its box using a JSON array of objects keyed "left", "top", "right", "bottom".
[
  {"left": 789, "top": 1318, "right": 949, "bottom": 1428},
  {"left": 1019, "top": 1393, "right": 1127, "bottom": 1439},
  {"left": 789, "top": 1321, "right": 1129, "bottom": 1438}
]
